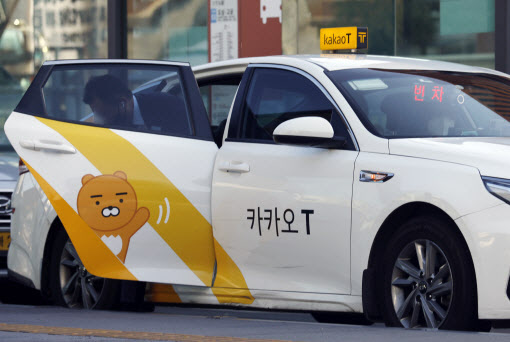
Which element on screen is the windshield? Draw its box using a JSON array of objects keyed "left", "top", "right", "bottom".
[{"left": 327, "top": 68, "right": 510, "bottom": 138}]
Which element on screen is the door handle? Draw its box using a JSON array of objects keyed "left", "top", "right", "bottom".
[
  {"left": 218, "top": 161, "right": 250, "bottom": 173},
  {"left": 20, "top": 139, "right": 76, "bottom": 154}
]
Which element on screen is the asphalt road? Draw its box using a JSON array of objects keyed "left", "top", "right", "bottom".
[{"left": 1, "top": 278, "right": 510, "bottom": 342}]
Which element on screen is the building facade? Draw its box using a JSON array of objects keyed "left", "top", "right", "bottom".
[{"left": 0, "top": 0, "right": 506, "bottom": 122}]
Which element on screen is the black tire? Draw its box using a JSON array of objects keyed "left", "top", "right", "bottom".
[
  {"left": 379, "top": 216, "right": 478, "bottom": 330},
  {"left": 48, "top": 228, "right": 119, "bottom": 309}
]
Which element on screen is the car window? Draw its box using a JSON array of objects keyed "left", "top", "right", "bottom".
[
  {"left": 41, "top": 64, "right": 193, "bottom": 136},
  {"left": 200, "top": 84, "right": 238, "bottom": 125},
  {"left": 198, "top": 75, "right": 242, "bottom": 147},
  {"left": 238, "top": 68, "right": 347, "bottom": 142},
  {"left": 328, "top": 68, "right": 510, "bottom": 138}
]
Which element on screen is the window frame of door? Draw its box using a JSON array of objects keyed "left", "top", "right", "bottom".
[
  {"left": 15, "top": 60, "right": 215, "bottom": 142},
  {"left": 225, "top": 64, "right": 359, "bottom": 151}
]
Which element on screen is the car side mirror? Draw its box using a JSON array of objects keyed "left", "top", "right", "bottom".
[{"left": 273, "top": 117, "right": 346, "bottom": 149}]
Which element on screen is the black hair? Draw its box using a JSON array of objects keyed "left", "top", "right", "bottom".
[{"left": 83, "top": 74, "right": 132, "bottom": 105}]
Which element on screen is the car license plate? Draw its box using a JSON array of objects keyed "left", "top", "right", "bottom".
[{"left": 0, "top": 232, "right": 10, "bottom": 251}]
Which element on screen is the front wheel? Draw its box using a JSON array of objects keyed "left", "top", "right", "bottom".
[
  {"left": 48, "top": 228, "right": 119, "bottom": 309},
  {"left": 380, "top": 216, "right": 478, "bottom": 330}
]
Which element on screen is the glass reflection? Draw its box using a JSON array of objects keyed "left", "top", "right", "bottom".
[
  {"left": 283, "top": 0, "right": 495, "bottom": 68},
  {"left": 127, "top": 0, "right": 208, "bottom": 66},
  {"left": 0, "top": 0, "right": 108, "bottom": 153}
]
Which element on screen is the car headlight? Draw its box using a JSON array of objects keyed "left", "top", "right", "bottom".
[{"left": 482, "top": 176, "right": 510, "bottom": 204}]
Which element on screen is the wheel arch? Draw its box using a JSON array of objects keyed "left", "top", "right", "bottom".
[
  {"left": 40, "top": 217, "right": 65, "bottom": 298},
  {"left": 363, "top": 201, "right": 477, "bottom": 320}
]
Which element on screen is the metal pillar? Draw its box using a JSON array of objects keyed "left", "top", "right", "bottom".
[
  {"left": 495, "top": 0, "right": 510, "bottom": 73},
  {"left": 107, "top": 0, "right": 127, "bottom": 59}
]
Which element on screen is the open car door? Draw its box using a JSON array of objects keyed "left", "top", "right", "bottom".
[{"left": 5, "top": 60, "right": 217, "bottom": 287}]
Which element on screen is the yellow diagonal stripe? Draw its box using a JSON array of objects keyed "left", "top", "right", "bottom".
[
  {"left": 26, "top": 161, "right": 136, "bottom": 280},
  {"left": 213, "top": 238, "right": 254, "bottom": 304},
  {"left": 39, "top": 118, "right": 216, "bottom": 286},
  {"left": 148, "top": 283, "right": 182, "bottom": 303}
]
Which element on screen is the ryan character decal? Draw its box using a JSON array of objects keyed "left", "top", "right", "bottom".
[{"left": 77, "top": 171, "right": 150, "bottom": 263}]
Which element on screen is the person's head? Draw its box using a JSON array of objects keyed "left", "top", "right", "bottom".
[{"left": 83, "top": 74, "right": 134, "bottom": 125}]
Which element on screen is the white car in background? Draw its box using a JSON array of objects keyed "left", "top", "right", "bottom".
[
  {"left": 0, "top": 65, "right": 24, "bottom": 276},
  {"left": 5, "top": 55, "right": 510, "bottom": 332}
]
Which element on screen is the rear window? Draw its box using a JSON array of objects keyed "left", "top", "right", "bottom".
[
  {"left": 327, "top": 68, "right": 510, "bottom": 138},
  {"left": 38, "top": 64, "right": 193, "bottom": 136}
]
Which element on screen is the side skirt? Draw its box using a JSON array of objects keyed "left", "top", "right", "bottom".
[{"left": 148, "top": 283, "right": 363, "bottom": 313}]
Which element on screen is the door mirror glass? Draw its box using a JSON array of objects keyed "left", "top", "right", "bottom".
[{"left": 273, "top": 117, "right": 344, "bottom": 148}]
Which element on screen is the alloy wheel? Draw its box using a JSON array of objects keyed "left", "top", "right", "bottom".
[
  {"left": 391, "top": 239, "right": 453, "bottom": 328},
  {"left": 59, "top": 239, "right": 106, "bottom": 309}
]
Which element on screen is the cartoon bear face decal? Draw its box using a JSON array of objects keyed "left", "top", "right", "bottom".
[
  {"left": 77, "top": 171, "right": 138, "bottom": 231},
  {"left": 77, "top": 171, "right": 150, "bottom": 263}
]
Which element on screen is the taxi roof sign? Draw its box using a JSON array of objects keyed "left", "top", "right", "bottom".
[{"left": 320, "top": 27, "right": 368, "bottom": 51}]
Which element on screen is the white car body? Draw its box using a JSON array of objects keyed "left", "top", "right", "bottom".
[{"left": 5, "top": 55, "right": 510, "bottom": 320}]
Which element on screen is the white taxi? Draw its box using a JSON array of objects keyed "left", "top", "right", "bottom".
[{"left": 5, "top": 42, "right": 510, "bottom": 331}]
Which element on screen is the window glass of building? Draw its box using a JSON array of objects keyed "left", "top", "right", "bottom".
[
  {"left": 282, "top": 0, "right": 495, "bottom": 68},
  {"left": 0, "top": 0, "right": 108, "bottom": 152},
  {"left": 127, "top": 0, "right": 208, "bottom": 66}
]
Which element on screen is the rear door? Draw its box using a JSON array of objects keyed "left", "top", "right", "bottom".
[{"left": 5, "top": 61, "right": 217, "bottom": 286}]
